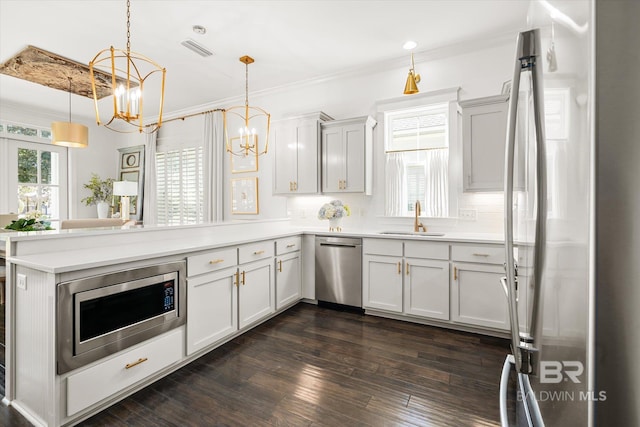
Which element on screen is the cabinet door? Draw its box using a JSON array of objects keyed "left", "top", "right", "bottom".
[
  {"left": 186, "top": 267, "right": 239, "bottom": 355},
  {"left": 322, "top": 126, "right": 344, "bottom": 193},
  {"left": 239, "top": 258, "right": 275, "bottom": 329},
  {"left": 343, "top": 123, "right": 365, "bottom": 192},
  {"left": 404, "top": 258, "right": 450, "bottom": 320},
  {"left": 363, "top": 254, "right": 403, "bottom": 313},
  {"left": 276, "top": 252, "right": 301, "bottom": 309},
  {"left": 451, "top": 262, "right": 509, "bottom": 330},
  {"left": 295, "top": 119, "right": 320, "bottom": 194},
  {"left": 273, "top": 123, "right": 298, "bottom": 194}
]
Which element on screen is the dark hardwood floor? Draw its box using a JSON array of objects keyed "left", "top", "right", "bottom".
[{"left": 1, "top": 303, "right": 515, "bottom": 426}]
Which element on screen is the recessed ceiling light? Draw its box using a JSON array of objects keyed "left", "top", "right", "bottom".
[
  {"left": 192, "top": 25, "right": 207, "bottom": 35},
  {"left": 403, "top": 41, "right": 417, "bottom": 50}
]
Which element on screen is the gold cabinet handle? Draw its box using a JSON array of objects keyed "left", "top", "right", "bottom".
[
  {"left": 234, "top": 271, "right": 239, "bottom": 287},
  {"left": 294, "top": 181, "right": 298, "bottom": 191},
  {"left": 125, "top": 357, "right": 148, "bottom": 370},
  {"left": 278, "top": 260, "right": 283, "bottom": 272},
  {"left": 253, "top": 250, "right": 265, "bottom": 255},
  {"left": 397, "top": 261, "right": 401, "bottom": 274},
  {"left": 241, "top": 270, "right": 246, "bottom": 285},
  {"left": 289, "top": 181, "right": 293, "bottom": 191},
  {"left": 286, "top": 243, "right": 296, "bottom": 248},
  {"left": 472, "top": 253, "right": 490, "bottom": 257},
  {"left": 406, "top": 262, "right": 410, "bottom": 275},
  {"left": 209, "top": 259, "right": 224, "bottom": 264},
  {"left": 454, "top": 266, "right": 458, "bottom": 281}
]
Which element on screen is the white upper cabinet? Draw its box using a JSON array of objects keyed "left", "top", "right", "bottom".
[
  {"left": 321, "top": 116, "right": 377, "bottom": 195},
  {"left": 273, "top": 112, "right": 332, "bottom": 195},
  {"left": 460, "top": 94, "right": 523, "bottom": 192}
]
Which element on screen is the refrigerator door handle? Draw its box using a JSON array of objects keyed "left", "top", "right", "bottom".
[
  {"left": 504, "top": 28, "right": 546, "bottom": 376},
  {"left": 499, "top": 354, "right": 515, "bottom": 427}
]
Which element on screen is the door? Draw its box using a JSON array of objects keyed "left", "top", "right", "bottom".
[
  {"left": 404, "top": 258, "right": 449, "bottom": 320},
  {"left": 322, "top": 126, "right": 343, "bottom": 192},
  {"left": 239, "top": 258, "right": 275, "bottom": 329},
  {"left": 276, "top": 252, "right": 301, "bottom": 309},
  {"left": 273, "top": 122, "right": 297, "bottom": 194},
  {"left": 343, "top": 123, "right": 365, "bottom": 192},
  {"left": 186, "top": 267, "right": 238, "bottom": 355},
  {"left": 362, "top": 255, "right": 402, "bottom": 313},
  {"left": 295, "top": 118, "right": 320, "bottom": 194},
  {"left": 452, "top": 262, "right": 509, "bottom": 330}
]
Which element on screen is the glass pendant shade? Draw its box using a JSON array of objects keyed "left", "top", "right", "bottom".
[
  {"left": 89, "top": 0, "right": 166, "bottom": 133},
  {"left": 224, "top": 56, "right": 271, "bottom": 157}
]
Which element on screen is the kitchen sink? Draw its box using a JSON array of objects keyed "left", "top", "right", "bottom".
[{"left": 378, "top": 231, "right": 446, "bottom": 237}]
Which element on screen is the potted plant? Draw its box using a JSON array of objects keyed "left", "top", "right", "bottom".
[
  {"left": 81, "top": 173, "right": 115, "bottom": 218},
  {"left": 317, "top": 200, "right": 351, "bottom": 231}
]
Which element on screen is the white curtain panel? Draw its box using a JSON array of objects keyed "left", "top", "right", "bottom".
[
  {"left": 142, "top": 131, "right": 157, "bottom": 225},
  {"left": 425, "top": 148, "right": 449, "bottom": 217},
  {"left": 385, "top": 152, "right": 406, "bottom": 216},
  {"left": 203, "top": 111, "right": 225, "bottom": 222}
]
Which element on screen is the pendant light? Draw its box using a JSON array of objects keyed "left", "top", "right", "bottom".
[
  {"left": 52, "top": 77, "right": 88, "bottom": 148},
  {"left": 403, "top": 52, "right": 421, "bottom": 95},
  {"left": 224, "top": 55, "right": 271, "bottom": 157},
  {"left": 89, "top": 0, "right": 166, "bottom": 133}
]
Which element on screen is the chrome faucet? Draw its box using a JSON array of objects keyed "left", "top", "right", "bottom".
[{"left": 414, "top": 200, "right": 426, "bottom": 232}]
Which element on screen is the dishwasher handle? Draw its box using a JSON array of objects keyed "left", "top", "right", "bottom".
[{"left": 319, "top": 243, "right": 360, "bottom": 249}]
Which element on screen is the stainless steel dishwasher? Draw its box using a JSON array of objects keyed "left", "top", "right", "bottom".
[{"left": 315, "top": 236, "right": 362, "bottom": 309}]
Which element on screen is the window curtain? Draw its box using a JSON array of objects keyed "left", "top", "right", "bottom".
[
  {"left": 424, "top": 148, "right": 448, "bottom": 217},
  {"left": 203, "top": 111, "right": 224, "bottom": 222},
  {"left": 385, "top": 152, "right": 406, "bottom": 216},
  {"left": 142, "top": 131, "right": 158, "bottom": 225}
]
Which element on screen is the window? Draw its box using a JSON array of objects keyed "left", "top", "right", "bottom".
[
  {"left": 384, "top": 104, "right": 450, "bottom": 217},
  {"left": 155, "top": 146, "right": 204, "bottom": 225},
  {"left": 1, "top": 137, "right": 68, "bottom": 224}
]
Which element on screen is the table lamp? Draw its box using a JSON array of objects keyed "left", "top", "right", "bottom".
[{"left": 113, "top": 181, "right": 138, "bottom": 221}]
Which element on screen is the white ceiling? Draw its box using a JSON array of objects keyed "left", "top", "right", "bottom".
[{"left": 0, "top": 0, "right": 531, "bottom": 121}]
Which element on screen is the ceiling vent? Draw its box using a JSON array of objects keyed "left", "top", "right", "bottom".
[{"left": 181, "top": 39, "right": 214, "bottom": 57}]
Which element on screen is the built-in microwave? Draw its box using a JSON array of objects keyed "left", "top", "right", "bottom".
[{"left": 56, "top": 261, "right": 186, "bottom": 374}]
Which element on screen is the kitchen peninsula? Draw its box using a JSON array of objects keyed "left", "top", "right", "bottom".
[{"left": 2, "top": 220, "right": 507, "bottom": 426}]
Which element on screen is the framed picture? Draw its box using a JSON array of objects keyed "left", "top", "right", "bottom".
[
  {"left": 231, "top": 177, "right": 259, "bottom": 214},
  {"left": 117, "top": 145, "right": 145, "bottom": 220},
  {"left": 230, "top": 135, "right": 259, "bottom": 173}
]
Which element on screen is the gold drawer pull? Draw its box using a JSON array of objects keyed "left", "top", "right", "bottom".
[
  {"left": 125, "top": 357, "right": 148, "bottom": 370},
  {"left": 454, "top": 267, "right": 458, "bottom": 280},
  {"left": 241, "top": 270, "right": 246, "bottom": 285},
  {"left": 472, "top": 253, "right": 490, "bottom": 257},
  {"left": 253, "top": 250, "right": 265, "bottom": 255},
  {"left": 406, "top": 262, "right": 410, "bottom": 275},
  {"left": 286, "top": 243, "right": 296, "bottom": 248},
  {"left": 234, "top": 271, "right": 240, "bottom": 287},
  {"left": 209, "top": 259, "right": 224, "bottom": 264},
  {"left": 278, "top": 260, "right": 283, "bottom": 272},
  {"left": 397, "top": 262, "right": 401, "bottom": 274}
]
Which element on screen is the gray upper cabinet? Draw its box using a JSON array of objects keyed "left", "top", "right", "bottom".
[
  {"left": 460, "top": 94, "right": 522, "bottom": 192},
  {"left": 321, "top": 116, "right": 376, "bottom": 195},
  {"left": 273, "top": 112, "right": 332, "bottom": 195}
]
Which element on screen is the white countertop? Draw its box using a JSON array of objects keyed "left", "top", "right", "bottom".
[{"left": 3, "top": 220, "right": 505, "bottom": 273}]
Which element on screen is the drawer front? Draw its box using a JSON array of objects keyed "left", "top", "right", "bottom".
[
  {"left": 239, "top": 240, "right": 275, "bottom": 264},
  {"left": 404, "top": 241, "right": 449, "bottom": 260},
  {"left": 451, "top": 244, "right": 505, "bottom": 265},
  {"left": 188, "top": 247, "right": 238, "bottom": 276},
  {"left": 276, "top": 236, "right": 302, "bottom": 255},
  {"left": 67, "top": 328, "right": 183, "bottom": 416},
  {"left": 363, "top": 238, "right": 403, "bottom": 256}
]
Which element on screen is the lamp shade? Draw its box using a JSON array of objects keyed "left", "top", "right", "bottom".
[
  {"left": 51, "top": 121, "right": 89, "bottom": 148},
  {"left": 113, "top": 180, "right": 138, "bottom": 196}
]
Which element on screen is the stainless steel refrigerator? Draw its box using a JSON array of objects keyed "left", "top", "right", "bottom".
[
  {"left": 499, "top": 1, "right": 594, "bottom": 426},
  {"left": 501, "top": 1, "right": 640, "bottom": 425}
]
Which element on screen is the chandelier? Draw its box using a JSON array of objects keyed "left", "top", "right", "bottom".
[
  {"left": 224, "top": 55, "right": 271, "bottom": 157},
  {"left": 89, "top": 0, "right": 166, "bottom": 133}
]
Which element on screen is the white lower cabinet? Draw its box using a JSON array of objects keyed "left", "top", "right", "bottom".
[
  {"left": 363, "top": 254, "right": 403, "bottom": 313},
  {"left": 276, "top": 251, "right": 301, "bottom": 309},
  {"left": 239, "top": 258, "right": 275, "bottom": 329},
  {"left": 362, "top": 239, "right": 449, "bottom": 320},
  {"left": 404, "top": 258, "right": 450, "bottom": 320},
  {"left": 451, "top": 262, "right": 509, "bottom": 330},
  {"left": 66, "top": 328, "right": 183, "bottom": 416},
  {"left": 186, "top": 266, "right": 239, "bottom": 355}
]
